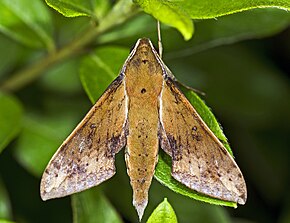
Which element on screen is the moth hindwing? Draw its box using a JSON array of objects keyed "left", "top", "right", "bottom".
[{"left": 40, "top": 38, "right": 247, "bottom": 221}]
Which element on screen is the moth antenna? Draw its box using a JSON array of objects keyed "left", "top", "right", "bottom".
[{"left": 157, "top": 20, "right": 163, "bottom": 58}]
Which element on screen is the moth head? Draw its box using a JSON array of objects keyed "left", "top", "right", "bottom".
[{"left": 129, "top": 38, "right": 158, "bottom": 55}]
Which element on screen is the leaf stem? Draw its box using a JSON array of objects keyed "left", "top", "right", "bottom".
[{"left": 0, "top": 0, "right": 138, "bottom": 92}]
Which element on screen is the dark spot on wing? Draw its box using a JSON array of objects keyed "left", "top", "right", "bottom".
[
  {"left": 117, "top": 96, "right": 125, "bottom": 109},
  {"left": 166, "top": 79, "right": 181, "bottom": 104},
  {"left": 141, "top": 88, "right": 146, "bottom": 94},
  {"left": 168, "top": 135, "right": 182, "bottom": 161},
  {"left": 109, "top": 134, "right": 122, "bottom": 153},
  {"left": 191, "top": 133, "right": 202, "bottom": 141},
  {"left": 59, "top": 144, "right": 67, "bottom": 152},
  {"left": 219, "top": 147, "right": 228, "bottom": 155},
  {"left": 87, "top": 125, "right": 96, "bottom": 149},
  {"left": 52, "top": 162, "right": 61, "bottom": 170}
]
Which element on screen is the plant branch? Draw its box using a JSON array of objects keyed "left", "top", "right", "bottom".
[{"left": 0, "top": 0, "right": 139, "bottom": 92}]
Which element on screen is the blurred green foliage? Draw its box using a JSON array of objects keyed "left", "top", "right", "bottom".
[
  {"left": 0, "top": 0, "right": 289, "bottom": 222},
  {"left": 71, "top": 188, "right": 122, "bottom": 223},
  {"left": 0, "top": 93, "right": 22, "bottom": 153}
]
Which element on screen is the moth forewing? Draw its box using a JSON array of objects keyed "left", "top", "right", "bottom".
[
  {"left": 158, "top": 77, "right": 247, "bottom": 205},
  {"left": 40, "top": 75, "right": 128, "bottom": 201}
]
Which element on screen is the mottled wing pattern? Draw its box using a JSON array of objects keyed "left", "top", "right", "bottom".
[
  {"left": 159, "top": 78, "right": 247, "bottom": 204},
  {"left": 40, "top": 76, "right": 128, "bottom": 200}
]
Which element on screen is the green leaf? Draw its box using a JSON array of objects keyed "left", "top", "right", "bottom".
[
  {"left": 164, "top": 8, "right": 290, "bottom": 58},
  {"left": 0, "top": 179, "right": 11, "bottom": 220},
  {"left": 0, "top": 92, "right": 23, "bottom": 154},
  {"left": 0, "top": 0, "right": 54, "bottom": 50},
  {"left": 135, "top": 0, "right": 290, "bottom": 40},
  {"left": 80, "top": 46, "right": 129, "bottom": 103},
  {"left": 45, "top": 0, "right": 110, "bottom": 19},
  {"left": 175, "top": 0, "right": 290, "bottom": 19},
  {"left": 147, "top": 198, "right": 177, "bottom": 223},
  {"left": 72, "top": 188, "right": 122, "bottom": 223},
  {"left": 134, "top": 0, "right": 193, "bottom": 40}
]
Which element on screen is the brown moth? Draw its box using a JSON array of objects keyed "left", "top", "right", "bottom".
[{"left": 40, "top": 38, "right": 247, "bottom": 220}]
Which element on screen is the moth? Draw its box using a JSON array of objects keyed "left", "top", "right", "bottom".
[{"left": 40, "top": 38, "right": 247, "bottom": 220}]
